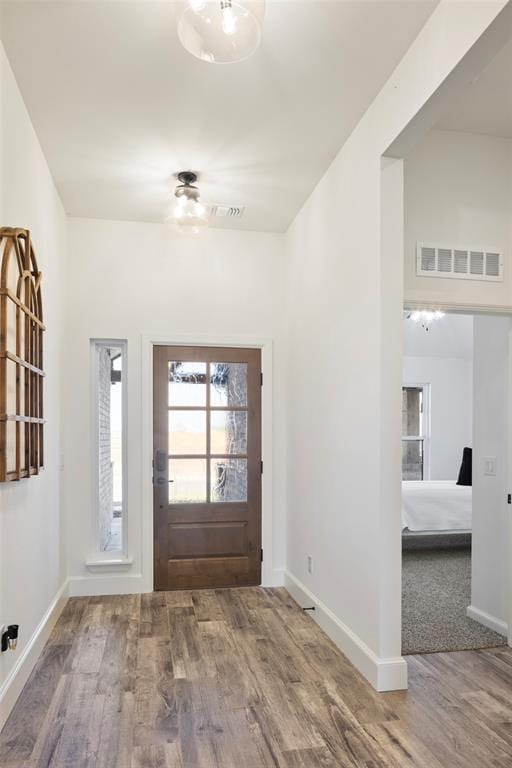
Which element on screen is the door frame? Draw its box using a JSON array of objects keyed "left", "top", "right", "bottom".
[
  {"left": 141, "top": 334, "right": 274, "bottom": 592},
  {"left": 403, "top": 300, "right": 512, "bottom": 648}
]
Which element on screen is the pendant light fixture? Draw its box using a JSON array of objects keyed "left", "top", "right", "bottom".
[
  {"left": 177, "top": 0, "right": 265, "bottom": 64},
  {"left": 406, "top": 310, "right": 445, "bottom": 332},
  {"left": 168, "top": 172, "right": 209, "bottom": 233}
]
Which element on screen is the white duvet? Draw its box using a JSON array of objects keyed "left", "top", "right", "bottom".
[{"left": 402, "top": 481, "right": 472, "bottom": 532}]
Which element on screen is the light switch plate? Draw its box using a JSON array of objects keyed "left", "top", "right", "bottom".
[{"left": 484, "top": 457, "right": 497, "bottom": 476}]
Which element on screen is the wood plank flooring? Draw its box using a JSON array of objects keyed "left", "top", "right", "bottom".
[{"left": 2, "top": 587, "right": 512, "bottom": 767}]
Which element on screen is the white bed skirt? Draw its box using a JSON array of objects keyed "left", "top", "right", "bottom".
[{"left": 402, "top": 480, "right": 472, "bottom": 532}]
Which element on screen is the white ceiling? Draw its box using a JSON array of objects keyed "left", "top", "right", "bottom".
[
  {"left": 1, "top": 0, "right": 437, "bottom": 232},
  {"left": 403, "top": 314, "right": 474, "bottom": 360},
  {"left": 437, "top": 36, "right": 512, "bottom": 139}
]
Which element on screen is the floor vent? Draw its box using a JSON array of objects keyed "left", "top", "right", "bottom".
[
  {"left": 211, "top": 205, "right": 245, "bottom": 219},
  {"left": 417, "top": 243, "right": 503, "bottom": 282}
]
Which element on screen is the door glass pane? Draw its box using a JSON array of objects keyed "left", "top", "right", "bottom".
[
  {"left": 169, "top": 411, "right": 206, "bottom": 455},
  {"left": 210, "top": 362, "right": 247, "bottom": 407},
  {"left": 210, "top": 458, "right": 247, "bottom": 502},
  {"left": 169, "top": 361, "right": 206, "bottom": 406},
  {"left": 402, "top": 387, "right": 423, "bottom": 436},
  {"left": 402, "top": 439, "right": 424, "bottom": 481},
  {"left": 211, "top": 411, "right": 247, "bottom": 455},
  {"left": 169, "top": 459, "right": 207, "bottom": 503}
]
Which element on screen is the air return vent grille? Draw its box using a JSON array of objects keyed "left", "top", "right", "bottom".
[
  {"left": 417, "top": 243, "right": 503, "bottom": 282},
  {"left": 211, "top": 205, "right": 245, "bottom": 218}
]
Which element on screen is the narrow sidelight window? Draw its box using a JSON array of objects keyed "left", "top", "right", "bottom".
[{"left": 91, "top": 340, "right": 127, "bottom": 556}]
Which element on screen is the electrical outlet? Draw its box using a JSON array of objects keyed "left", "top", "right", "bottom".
[
  {"left": 484, "top": 457, "right": 497, "bottom": 476},
  {"left": 307, "top": 555, "right": 313, "bottom": 574}
]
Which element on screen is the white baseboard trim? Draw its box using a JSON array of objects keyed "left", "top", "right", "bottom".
[
  {"left": 68, "top": 572, "right": 147, "bottom": 597},
  {"left": 466, "top": 604, "right": 508, "bottom": 637},
  {"left": 284, "top": 570, "right": 407, "bottom": 692},
  {"left": 0, "top": 579, "right": 69, "bottom": 731}
]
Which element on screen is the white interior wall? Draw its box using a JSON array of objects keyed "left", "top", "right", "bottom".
[
  {"left": 64, "top": 218, "right": 286, "bottom": 594},
  {"left": 284, "top": 0, "right": 509, "bottom": 691},
  {"left": 404, "top": 129, "right": 512, "bottom": 308},
  {"left": 0, "top": 44, "right": 67, "bottom": 724},
  {"left": 403, "top": 315, "right": 473, "bottom": 480},
  {"left": 470, "top": 315, "right": 511, "bottom": 633}
]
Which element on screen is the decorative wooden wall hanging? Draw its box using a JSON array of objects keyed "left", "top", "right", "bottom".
[{"left": 0, "top": 228, "right": 45, "bottom": 481}]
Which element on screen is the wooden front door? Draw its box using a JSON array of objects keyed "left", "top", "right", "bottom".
[{"left": 153, "top": 346, "right": 262, "bottom": 590}]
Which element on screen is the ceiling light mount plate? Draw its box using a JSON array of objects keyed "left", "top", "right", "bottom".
[{"left": 177, "top": 171, "right": 198, "bottom": 187}]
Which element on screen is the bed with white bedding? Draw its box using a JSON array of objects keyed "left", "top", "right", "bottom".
[{"left": 402, "top": 480, "right": 472, "bottom": 533}]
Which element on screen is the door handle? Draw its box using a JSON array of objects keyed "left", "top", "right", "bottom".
[
  {"left": 153, "top": 449, "right": 169, "bottom": 487},
  {"left": 153, "top": 476, "right": 173, "bottom": 486}
]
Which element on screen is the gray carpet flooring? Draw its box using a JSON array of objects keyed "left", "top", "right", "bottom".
[{"left": 402, "top": 548, "right": 508, "bottom": 654}]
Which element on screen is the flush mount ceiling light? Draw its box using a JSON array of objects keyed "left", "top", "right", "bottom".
[
  {"left": 406, "top": 309, "right": 445, "bottom": 332},
  {"left": 168, "top": 171, "right": 209, "bottom": 233},
  {"left": 177, "top": 0, "right": 265, "bottom": 64}
]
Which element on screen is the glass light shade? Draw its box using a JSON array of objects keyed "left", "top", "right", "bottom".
[
  {"left": 168, "top": 196, "right": 210, "bottom": 234},
  {"left": 178, "top": 0, "right": 265, "bottom": 64},
  {"left": 410, "top": 310, "right": 445, "bottom": 324}
]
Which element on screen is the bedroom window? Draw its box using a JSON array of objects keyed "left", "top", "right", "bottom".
[{"left": 402, "top": 385, "right": 429, "bottom": 480}]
